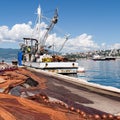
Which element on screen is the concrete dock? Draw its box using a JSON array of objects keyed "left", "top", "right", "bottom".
[{"left": 30, "top": 68, "right": 120, "bottom": 116}]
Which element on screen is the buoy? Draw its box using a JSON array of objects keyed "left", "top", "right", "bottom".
[
  {"left": 70, "top": 107, "right": 74, "bottom": 111},
  {"left": 94, "top": 114, "right": 100, "bottom": 119},
  {"left": 77, "top": 67, "right": 85, "bottom": 73},
  {"left": 102, "top": 114, "right": 107, "bottom": 119},
  {"left": 116, "top": 116, "right": 120, "bottom": 120},
  {"left": 108, "top": 114, "right": 113, "bottom": 119},
  {"left": 42, "top": 96, "right": 46, "bottom": 99},
  {"left": 76, "top": 109, "right": 80, "bottom": 113}
]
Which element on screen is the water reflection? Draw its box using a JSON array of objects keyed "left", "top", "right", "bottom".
[{"left": 77, "top": 59, "right": 120, "bottom": 89}]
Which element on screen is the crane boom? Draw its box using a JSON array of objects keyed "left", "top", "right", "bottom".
[
  {"left": 41, "top": 8, "right": 58, "bottom": 47},
  {"left": 58, "top": 34, "right": 70, "bottom": 53}
]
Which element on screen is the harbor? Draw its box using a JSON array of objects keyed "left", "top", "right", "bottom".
[
  {"left": 0, "top": 1, "right": 120, "bottom": 120},
  {"left": 0, "top": 62, "right": 120, "bottom": 119}
]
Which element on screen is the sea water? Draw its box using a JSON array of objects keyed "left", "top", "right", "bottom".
[
  {"left": 77, "top": 59, "right": 120, "bottom": 89},
  {"left": 1, "top": 57, "right": 120, "bottom": 89}
]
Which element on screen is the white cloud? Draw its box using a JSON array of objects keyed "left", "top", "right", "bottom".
[
  {"left": 57, "top": 33, "right": 99, "bottom": 53},
  {"left": 110, "top": 43, "right": 120, "bottom": 49},
  {"left": 9, "top": 23, "right": 33, "bottom": 40},
  {"left": 44, "top": 33, "right": 100, "bottom": 53},
  {"left": 0, "top": 22, "right": 119, "bottom": 52},
  {"left": 0, "top": 22, "right": 33, "bottom": 42},
  {"left": 0, "top": 26, "right": 9, "bottom": 41}
]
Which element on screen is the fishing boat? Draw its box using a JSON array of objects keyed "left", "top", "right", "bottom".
[
  {"left": 18, "top": 5, "right": 82, "bottom": 74},
  {"left": 92, "top": 55, "right": 116, "bottom": 61}
]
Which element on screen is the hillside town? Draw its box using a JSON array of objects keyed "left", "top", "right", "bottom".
[{"left": 65, "top": 49, "right": 120, "bottom": 59}]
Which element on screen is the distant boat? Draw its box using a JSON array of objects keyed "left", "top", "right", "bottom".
[{"left": 92, "top": 55, "right": 116, "bottom": 61}]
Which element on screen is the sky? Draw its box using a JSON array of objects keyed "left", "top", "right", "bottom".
[{"left": 0, "top": 0, "right": 120, "bottom": 53}]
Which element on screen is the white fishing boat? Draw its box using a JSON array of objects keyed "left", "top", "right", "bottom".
[
  {"left": 18, "top": 5, "right": 82, "bottom": 74},
  {"left": 93, "top": 56, "right": 116, "bottom": 61},
  {"left": 93, "top": 50, "right": 116, "bottom": 61}
]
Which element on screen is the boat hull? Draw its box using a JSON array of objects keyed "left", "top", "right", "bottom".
[
  {"left": 22, "top": 61, "right": 78, "bottom": 74},
  {"left": 93, "top": 57, "right": 116, "bottom": 61}
]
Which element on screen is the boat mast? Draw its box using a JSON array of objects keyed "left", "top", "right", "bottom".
[{"left": 37, "top": 5, "right": 42, "bottom": 51}]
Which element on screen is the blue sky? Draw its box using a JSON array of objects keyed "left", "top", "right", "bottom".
[{"left": 0, "top": 0, "right": 120, "bottom": 52}]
